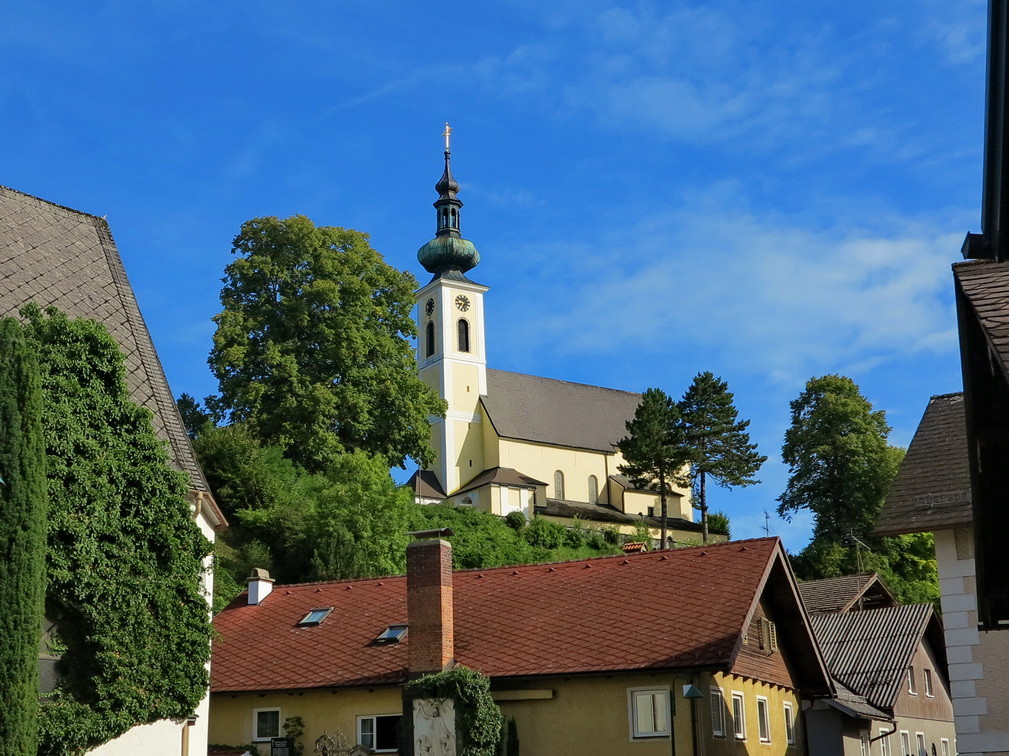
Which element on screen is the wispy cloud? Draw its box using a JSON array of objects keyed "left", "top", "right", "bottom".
[{"left": 493, "top": 186, "right": 960, "bottom": 385}]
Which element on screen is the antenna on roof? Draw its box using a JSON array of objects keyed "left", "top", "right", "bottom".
[
  {"left": 848, "top": 530, "right": 873, "bottom": 575},
  {"left": 762, "top": 511, "right": 771, "bottom": 537}
]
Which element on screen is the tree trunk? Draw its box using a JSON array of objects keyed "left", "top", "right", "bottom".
[
  {"left": 659, "top": 470, "right": 668, "bottom": 549},
  {"left": 700, "top": 470, "right": 708, "bottom": 544}
]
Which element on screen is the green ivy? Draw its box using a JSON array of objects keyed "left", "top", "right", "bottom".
[
  {"left": 405, "top": 666, "right": 503, "bottom": 756},
  {"left": 22, "top": 306, "right": 213, "bottom": 756}
]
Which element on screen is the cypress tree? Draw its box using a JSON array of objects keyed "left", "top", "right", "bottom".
[
  {"left": 678, "top": 372, "right": 765, "bottom": 543},
  {"left": 0, "top": 317, "right": 47, "bottom": 755}
]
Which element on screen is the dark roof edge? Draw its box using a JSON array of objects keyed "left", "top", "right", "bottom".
[{"left": 0, "top": 184, "right": 107, "bottom": 223}]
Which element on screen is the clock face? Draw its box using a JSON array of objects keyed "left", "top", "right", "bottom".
[
  {"left": 455, "top": 295, "right": 471, "bottom": 312},
  {"left": 425, "top": 298, "right": 435, "bottom": 316}
]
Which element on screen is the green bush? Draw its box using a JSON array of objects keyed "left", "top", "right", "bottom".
[
  {"left": 523, "top": 517, "right": 566, "bottom": 549},
  {"left": 405, "top": 667, "right": 503, "bottom": 756}
]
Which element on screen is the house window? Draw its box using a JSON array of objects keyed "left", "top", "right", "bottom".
[
  {"left": 588, "top": 475, "right": 598, "bottom": 504},
  {"left": 908, "top": 666, "right": 917, "bottom": 694},
  {"left": 916, "top": 733, "right": 926, "bottom": 756},
  {"left": 297, "top": 607, "right": 333, "bottom": 627},
  {"left": 731, "top": 691, "right": 746, "bottom": 740},
  {"left": 860, "top": 731, "right": 870, "bottom": 756},
  {"left": 710, "top": 687, "right": 725, "bottom": 737},
  {"left": 900, "top": 731, "right": 911, "bottom": 756},
  {"left": 457, "top": 319, "right": 470, "bottom": 352},
  {"left": 759, "top": 618, "right": 778, "bottom": 652},
  {"left": 924, "top": 668, "right": 934, "bottom": 697},
  {"left": 940, "top": 738, "right": 950, "bottom": 756},
  {"left": 374, "top": 624, "right": 408, "bottom": 644},
  {"left": 647, "top": 506, "right": 655, "bottom": 517},
  {"left": 878, "top": 727, "right": 891, "bottom": 756},
  {"left": 253, "top": 708, "right": 280, "bottom": 741},
  {"left": 783, "top": 701, "right": 795, "bottom": 745},
  {"left": 757, "top": 696, "right": 771, "bottom": 743},
  {"left": 358, "top": 714, "right": 401, "bottom": 753},
  {"left": 628, "top": 687, "right": 670, "bottom": 739},
  {"left": 425, "top": 321, "right": 435, "bottom": 358},
  {"left": 554, "top": 470, "right": 565, "bottom": 500}
]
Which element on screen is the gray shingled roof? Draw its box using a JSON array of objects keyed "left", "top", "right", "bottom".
[
  {"left": 809, "top": 604, "right": 934, "bottom": 712},
  {"left": 454, "top": 466, "right": 547, "bottom": 496},
  {"left": 405, "top": 469, "right": 447, "bottom": 499},
  {"left": 955, "top": 259, "right": 1009, "bottom": 376},
  {"left": 798, "top": 574, "right": 897, "bottom": 615},
  {"left": 0, "top": 185, "right": 216, "bottom": 506},
  {"left": 874, "top": 393, "right": 970, "bottom": 537},
  {"left": 482, "top": 369, "right": 640, "bottom": 453}
]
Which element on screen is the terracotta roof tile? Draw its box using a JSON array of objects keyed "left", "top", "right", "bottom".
[{"left": 211, "top": 538, "right": 784, "bottom": 692}]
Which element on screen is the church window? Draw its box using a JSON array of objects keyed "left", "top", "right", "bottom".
[
  {"left": 457, "top": 319, "right": 470, "bottom": 352},
  {"left": 425, "top": 321, "right": 435, "bottom": 357},
  {"left": 554, "top": 470, "right": 565, "bottom": 500},
  {"left": 588, "top": 475, "right": 598, "bottom": 504}
]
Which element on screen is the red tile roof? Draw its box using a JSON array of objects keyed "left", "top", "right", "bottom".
[{"left": 212, "top": 538, "right": 789, "bottom": 693}]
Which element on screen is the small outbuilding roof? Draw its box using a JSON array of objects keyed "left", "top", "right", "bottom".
[
  {"left": 798, "top": 574, "right": 898, "bottom": 615},
  {"left": 454, "top": 466, "right": 546, "bottom": 496},
  {"left": 874, "top": 393, "right": 970, "bottom": 537},
  {"left": 810, "top": 603, "right": 942, "bottom": 713},
  {"left": 481, "top": 369, "right": 641, "bottom": 453}
]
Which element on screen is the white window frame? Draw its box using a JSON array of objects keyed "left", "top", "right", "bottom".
[
  {"left": 940, "top": 738, "right": 950, "bottom": 756},
  {"left": 783, "top": 701, "right": 795, "bottom": 745},
  {"left": 900, "top": 731, "right": 911, "bottom": 756},
  {"left": 252, "top": 707, "right": 281, "bottom": 742},
  {"left": 357, "top": 713, "right": 400, "bottom": 754},
  {"left": 732, "top": 691, "right": 746, "bottom": 740},
  {"left": 924, "top": 668, "right": 935, "bottom": 698},
  {"left": 757, "top": 696, "right": 771, "bottom": 743},
  {"left": 710, "top": 687, "right": 725, "bottom": 737},
  {"left": 860, "top": 731, "right": 870, "bottom": 756},
  {"left": 908, "top": 666, "right": 917, "bottom": 695},
  {"left": 627, "top": 686, "right": 671, "bottom": 740},
  {"left": 878, "top": 727, "right": 891, "bottom": 756},
  {"left": 553, "top": 470, "right": 565, "bottom": 500},
  {"left": 916, "top": 732, "right": 926, "bottom": 756}
]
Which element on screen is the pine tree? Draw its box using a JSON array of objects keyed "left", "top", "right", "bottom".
[
  {"left": 0, "top": 318, "right": 47, "bottom": 755},
  {"left": 678, "top": 372, "right": 765, "bottom": 543},
  {"left": 617, "top": 388, "right": 689, "bottom": 549}
]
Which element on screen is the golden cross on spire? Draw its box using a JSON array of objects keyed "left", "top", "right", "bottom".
[{"left": 443, "top": 122, "right": 452, "bottom": 152}]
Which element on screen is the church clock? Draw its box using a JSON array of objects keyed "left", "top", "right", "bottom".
[
  {"left": 425, "top": 298, "right": 435, "bottom": 316},
  {"left": 455, "top": 295, "right": 470, "bottom": 312}
]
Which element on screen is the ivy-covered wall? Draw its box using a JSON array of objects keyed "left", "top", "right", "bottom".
[{"left": 23, "top": 306, "right": 214, "bottom": 756}]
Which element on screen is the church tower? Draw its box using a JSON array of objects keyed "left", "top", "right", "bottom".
[{"left": 415, "top": 125, "right": 488, "bottom": 495}]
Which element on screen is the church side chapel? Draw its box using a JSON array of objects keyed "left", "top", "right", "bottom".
[{"left": 405, "top": 128, "right": 721, "bottom": 546}]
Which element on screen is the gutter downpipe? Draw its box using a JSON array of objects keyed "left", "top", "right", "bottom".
[{"left": 869, "top": 719, "right": 898, "bottom": 744}]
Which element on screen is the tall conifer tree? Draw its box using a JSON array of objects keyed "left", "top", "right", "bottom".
[
  {"left": 0, "top": 317, "right": 47, "bottom": 755},
  {"left": 617, "top": 388, "right": 689, "bottom": 549},
  {"left": 678, "top": 372, "right": 765, "bottom": 543}
]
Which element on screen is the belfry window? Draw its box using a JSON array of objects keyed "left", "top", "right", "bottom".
[
  {"left": 425, "top": 321, "right": 435, "bottom": 358},
  {"left": 554, "top": 470, "right": 565, "bottom": 500},
  {"left": 457, "top": 319, "right": 470, "bottom": 352}
]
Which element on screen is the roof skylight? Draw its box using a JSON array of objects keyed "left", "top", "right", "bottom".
[
  {"left": 374, "top": 624, "right": 408, "bottom": 644},
  {"left": 297, "top": 607, "right": 333, "bottom": 627}
]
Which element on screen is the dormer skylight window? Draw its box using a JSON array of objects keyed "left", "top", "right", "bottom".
[
  {"left": 374, "top": 624, "right": 408, "bottom": 644},
  {"left": 297, "top": 607, "right": 333, "bottom": 627}
]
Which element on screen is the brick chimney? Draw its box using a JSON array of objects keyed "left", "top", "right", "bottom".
[
  {"left": 247, "top": 567, "right": 274, "bottom": 606},
  {"left": 407, "top": 535, "right": 454, "bottom": 675}
]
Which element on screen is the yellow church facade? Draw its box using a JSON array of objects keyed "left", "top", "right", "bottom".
[{"left": 406, "top": 139, "right": 717, "bottom": 546}]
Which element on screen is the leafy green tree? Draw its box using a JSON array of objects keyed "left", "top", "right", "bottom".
[
  {"left": 176, "top": 393, "right": 214, "bottom": 439},
  {"left": 208, "top": 215, "right": 445, "bottom": 472},
  {"left": 778, "top": 375, "right": 902, "bottom": 540},
  {"left": 23, "top": 306, "right": 212, "bottom": 755},
  {"left": 617, "top": 388, "right": 690, "bottom": 549},
  {"left": 678, "top": 372, "right": 765, "bottom": 542},
  {"left": 708, "top": 511, "right": 731, "bottom": 539},
  {"left": 0, "top": 318, "right": 47, "bottom": 755}
]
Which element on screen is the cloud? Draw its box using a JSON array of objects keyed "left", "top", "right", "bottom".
[{"left": 492, "top": 187, "right": 960, "bottom": 384}]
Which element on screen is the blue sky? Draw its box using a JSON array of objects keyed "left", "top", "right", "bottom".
[{"left": 0, "top": 0, "right": 988, "bottom": 550}]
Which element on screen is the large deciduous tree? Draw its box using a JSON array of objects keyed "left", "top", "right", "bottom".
[
  {"left": 777, "top": 374, "right": 902, "bottom": 540},
  {"left": 678, "top": 372, "right": 765, "bottom": 543},
  {"left": 617, "top": 388, "right": 690, "bottom": 549},
  {"left": 0, "top": 318, "right": 47, "bottom": 756},
  {"left": 208, "top": 215, "right": 445, "bottom": 472}
]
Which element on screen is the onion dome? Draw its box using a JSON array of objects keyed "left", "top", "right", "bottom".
[{"left": 417, "top": 124, "right": 480, "bottom": 275}]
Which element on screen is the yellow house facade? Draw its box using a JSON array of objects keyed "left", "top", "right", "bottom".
[{"left": 407, "top": 145, "right": 720, "bottom": 546}]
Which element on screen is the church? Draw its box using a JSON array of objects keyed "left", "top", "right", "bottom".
[{"left": 406, "top": 133, "right": 717, "bottom": 546}]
